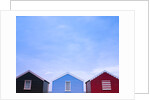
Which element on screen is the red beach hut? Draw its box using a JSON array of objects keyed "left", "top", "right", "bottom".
[{"left": 85, "top": 71, "right": 119, "bottom": 93}]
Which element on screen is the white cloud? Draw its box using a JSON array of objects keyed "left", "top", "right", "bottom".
[
  {"left": 45, "top": 71, "right": 53, "bottom": 75},
  {"left": 71, "top": 71, "right": 90, "bottom": 81},
  {"left": 69, "top": 70, "right": 93, "bottom": 92},
  {"left": 91, "top": 65, "right": 119, "bottom": 78}
]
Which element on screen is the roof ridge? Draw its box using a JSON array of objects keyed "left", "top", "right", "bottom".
[
  {"left": 89, "top": 70, "right": 119, "bottom": 82},
  {"left": 104, "top": 70, "right": 119, "bottom": 79},
  {"left": 52, "top": 72, "right": 84, "bottom": 82},
  {"left": 16, "top": 70, "right": 50, "bottom": 83}
]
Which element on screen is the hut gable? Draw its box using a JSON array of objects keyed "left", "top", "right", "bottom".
[
  {"left": 16, "top": 70, "right": 49, "bottom": 93},
  {"left": 52, "top": 72, "right": 84, "bottom": 93},
  {"left": 85, "top": 71, "right": 119, "bottom": 93}
]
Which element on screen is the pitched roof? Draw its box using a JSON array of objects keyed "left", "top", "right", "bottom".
[
  {"left": 16, "top": 70, "right": 50, "bottom": 84},
  {"left": 52, "top": 72, "right": 84, "bottom": 82},
  {"left": 86, "top": 70, "right": 119, "bottom": 83},
  {"left": 85, "top": 80, "right": 91, "bottom": 84}
]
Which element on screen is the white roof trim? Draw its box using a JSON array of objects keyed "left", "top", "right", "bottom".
[
  {"left": 89, "top": 70, "right": 119, "bottom": 82},
  {"left": 52, "top": 72, "right": 84, "bottom": 82},
  {"left": 16, "top": 70, "right": 49, "bottom": 83}
]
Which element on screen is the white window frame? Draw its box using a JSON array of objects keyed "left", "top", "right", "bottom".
[
  {"left": 24, "top": 80, "right": 32, "bottom": 90},
  {"left": 65, "top": 81, "right": 71, "bottom": 91},
  {"left": 102, "top": 80, "right": 111, "bottom": 90}
]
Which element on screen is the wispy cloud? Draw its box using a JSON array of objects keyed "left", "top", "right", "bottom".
[
  {"left": 45, "top": 71, "right": 53, "bottom": 75},
  {"left": 91, "top": 65, "right": 119, "bottom": 77},
  {"left": 16, "top": 16, "right": 119, "bottom": 91}
]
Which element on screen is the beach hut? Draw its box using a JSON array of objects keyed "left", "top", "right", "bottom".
[
  {"left": 52, "top": 73, "right": 84, "bottom": 93},
  {"left": 85, "top": 71, "right": 119, "bottom": 93},
  {"left": 16, "top": 70, "right": 49, "bottom": 93}
]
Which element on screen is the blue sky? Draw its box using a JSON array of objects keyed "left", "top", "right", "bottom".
[{"left": 16, "top": 16, "right": 119, "bottom": 91}]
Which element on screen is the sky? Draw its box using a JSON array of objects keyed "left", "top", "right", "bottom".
[{"left": 16, "top": 16, "right": 119, "bottom": 92}]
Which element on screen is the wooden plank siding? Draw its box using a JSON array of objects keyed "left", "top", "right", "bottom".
[
  {"left": 16, "top": 71, "right": 49, "bottom": 93},
  {"left": 85, "top": 71, "right": 119, "bottom": 93}
]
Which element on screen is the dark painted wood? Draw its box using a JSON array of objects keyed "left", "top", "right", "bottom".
[
  {"left": 43, "top": 81, "right": 49, "bottom": 93},
  {"left": 16, "top": 72, "right": 49, "bottom": 93}
]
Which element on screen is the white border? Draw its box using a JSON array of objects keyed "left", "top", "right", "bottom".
[
  {"left": 11, "top": 0, "right": 148, "bottom": 93},
  {"left": 0, "top": 10, "right": 134, "bottom": 99},
  {"left": 0, "top": 0, "right": 10, "bottom": 10}
]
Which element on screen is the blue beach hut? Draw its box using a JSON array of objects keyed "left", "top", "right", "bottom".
[{"left": 52, "top": 72, "right": 84, "bottom": 93}]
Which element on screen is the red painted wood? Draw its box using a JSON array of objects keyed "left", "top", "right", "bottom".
[{"left": 90, "top": 72, "right": 119, "bottom": 93}]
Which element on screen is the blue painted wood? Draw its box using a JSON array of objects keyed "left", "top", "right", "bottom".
[{"left": 52, "top": 74, "right": 84, "bottom": 93}]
